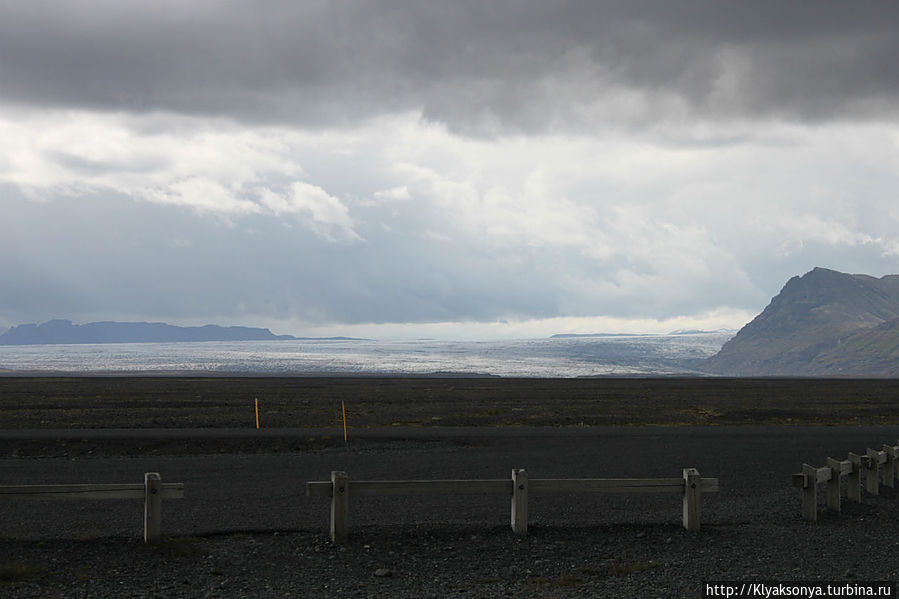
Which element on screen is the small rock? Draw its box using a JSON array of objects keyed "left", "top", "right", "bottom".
[
  {"left": 635, "top": 532, "right": 646, "bottom": 539},
  {"left": 374, "top": 568, "right": 392, "bottom": 578}
]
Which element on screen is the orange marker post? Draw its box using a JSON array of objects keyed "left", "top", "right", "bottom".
[
  {"left": 255, "top": 398, "right": 260, "bottom": 429},
  {"left": 342, "top": 401, "right": 348, "bottom": 443}
]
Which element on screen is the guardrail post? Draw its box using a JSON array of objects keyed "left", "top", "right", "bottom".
[
  {"left": 330, "top": 471, "right": 349, "bottom": 544},
  {"left": 847, "top": 453, "right": 862, "bottom": 503},
  {"left": 881, "top": 446, "right": 895, "bottom": 488},
  {"left": 865, "top": 449, "right": 880, "bottom": 496},
  {"left": 892, "top": 445, "right": 898, "bottom": 485},
  {"left": 144, "top": 472, "right": 162, "bottom": 543},
  {"left": 893, "top": 443, "right": 899, "bottom": 483},
  {"left": 682, "top": 468, "right": 701, "bottom": 531},
  {"left": 825, "top": 458, "right": 841, "bottom": 512},
  {"left": 511, "top": 469, "right": 528, "bottom": 536},
  {"left": 800, "top": 464, "right": 817, "bottom": 522}
]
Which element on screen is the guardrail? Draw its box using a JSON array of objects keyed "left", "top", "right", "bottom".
[
  {"left": 0, "top": 472, "right": 184, "bottom": 543},
  {"left": 307, "top": 468, "right": 719, "bottom": 543},
  {"left": 793, "top": 441, "right": 898, "bottom": 522}
]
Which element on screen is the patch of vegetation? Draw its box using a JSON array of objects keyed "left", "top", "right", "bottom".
[
  {"left": 528, "top": 573, "right": 584, "bottom": 591},
  {"left": 75, "top": 529, "right": 100, "bottom": 542},
  {"left": 611, "top": 561, "right": 659, "bottom": 576},
  {"left": 0, "top": 562, "right": 35, "bottom": 583}
]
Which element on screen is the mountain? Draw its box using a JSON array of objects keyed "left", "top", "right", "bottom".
[
  {"left": 704, "top": 267, "right": 899, "bottom": 376},
  {"left": 0, "top": 320, "right": 300, "bottom": 345}
]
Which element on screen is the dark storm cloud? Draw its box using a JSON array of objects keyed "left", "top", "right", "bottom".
[{"left": 2, "top": 1, "right": 898, "bottom": 132}]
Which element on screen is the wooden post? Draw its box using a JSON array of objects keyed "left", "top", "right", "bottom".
[
  {"left": 894, "top": 443, "right": 899, "bottom": 483},
  {"left": 892, "top": 445, "right": 899, "bottom": 484},
  {"left": 510, "top": 469, "right": 528, "bottom": 536},
  {"left": 825, "top": 458, "right": 841, "bottom": 512},
  {"left": 881, "top": 445, "right": 895, "bottom": 488},
  {"left": 330, "top": 471, "right": 349, "bottom": 544},
  {"left": 682, "top": 468, "right": 701, "bottom": 531},
  {"left": 144, "top": 472, "right": 162, "bottom": 543},
  {"left": 800, "top": 464, "right": 817, "bottom": 522},
  {"left": 865, "top": 449, "right": 880, "bottom": 496},
  {"left": 847, "top": 453, "right": 862, "bottom": 503},
  {"left": 893, "top": 444, "right": 899, "bottom": 483}
]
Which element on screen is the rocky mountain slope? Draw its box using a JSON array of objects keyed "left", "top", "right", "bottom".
[{"left": 704, "top": 267, "right": 899, "bottom": 376}]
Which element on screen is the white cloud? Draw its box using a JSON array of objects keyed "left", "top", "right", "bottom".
[
  {"left": 0, "top": 108, "right": 361, "bottom": 239},
  {"left": 263, "top": 181, "right": 360, "bottom": 241},
  {"left": 284, "top": 308, "right": 755, "bottom": 341},
  {"left": 138, "top": 177, "right": 262, "bottom": 215},
  {"left": 372, "top": 185, "right": 412, "bottom": 202}
]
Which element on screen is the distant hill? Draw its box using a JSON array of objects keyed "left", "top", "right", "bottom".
[
  {"left": 667, "top": 329, "right": 736, "bottom": 336},
  {"left": 704, "top": 267, "right": 899, "bottom": 376},
  {"left": 551, "top": 330, "right": 732, "bottom": 338},
  {"left": 0, "top": 319, "right": 302, "bottom": 345},
  {"left": 550, "top": 333, "right": 652, "bottom": 338}
]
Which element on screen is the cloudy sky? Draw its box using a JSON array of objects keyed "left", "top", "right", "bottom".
[{"left": 2, "top": 1, "right": 899, "bottom": 339}]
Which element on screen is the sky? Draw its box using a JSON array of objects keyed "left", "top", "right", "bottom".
[{"left": 2, "top": 1, "right": 899, "bottom": 340}]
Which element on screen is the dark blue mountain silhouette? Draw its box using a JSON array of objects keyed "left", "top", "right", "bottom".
[{"left": 0, "top": 319, "right": 303, "bottom": 345}]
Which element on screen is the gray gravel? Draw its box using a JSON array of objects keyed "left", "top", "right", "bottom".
[{"left": 2, "top": 426, "right": 899, "bottom": 598}]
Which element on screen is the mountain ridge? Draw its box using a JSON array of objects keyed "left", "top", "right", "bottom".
[
  {"left": 704, "top": 267, "right": 899, "bottom": 376},
  {"left": 0, "top": 319, "right": 309, "bottom": 345}
]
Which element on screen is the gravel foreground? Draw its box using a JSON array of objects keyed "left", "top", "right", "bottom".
[{"left": 2, "top": 426, "right": 899, "bottom": 598}]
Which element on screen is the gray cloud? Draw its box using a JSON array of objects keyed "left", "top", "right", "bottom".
[
  {"left": 2, "top": 1, "right": 898, "bottom": 133},
  {"left": 3, "top": 2, "right": 899, "bottom": 337}
]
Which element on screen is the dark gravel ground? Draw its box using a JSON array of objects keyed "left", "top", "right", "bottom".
[
  {"left": 3, "top": 376, "right": 899, "bottom": 429},
  {"left": 2, "top": 426, "right": 899, "bottom": 598}
]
